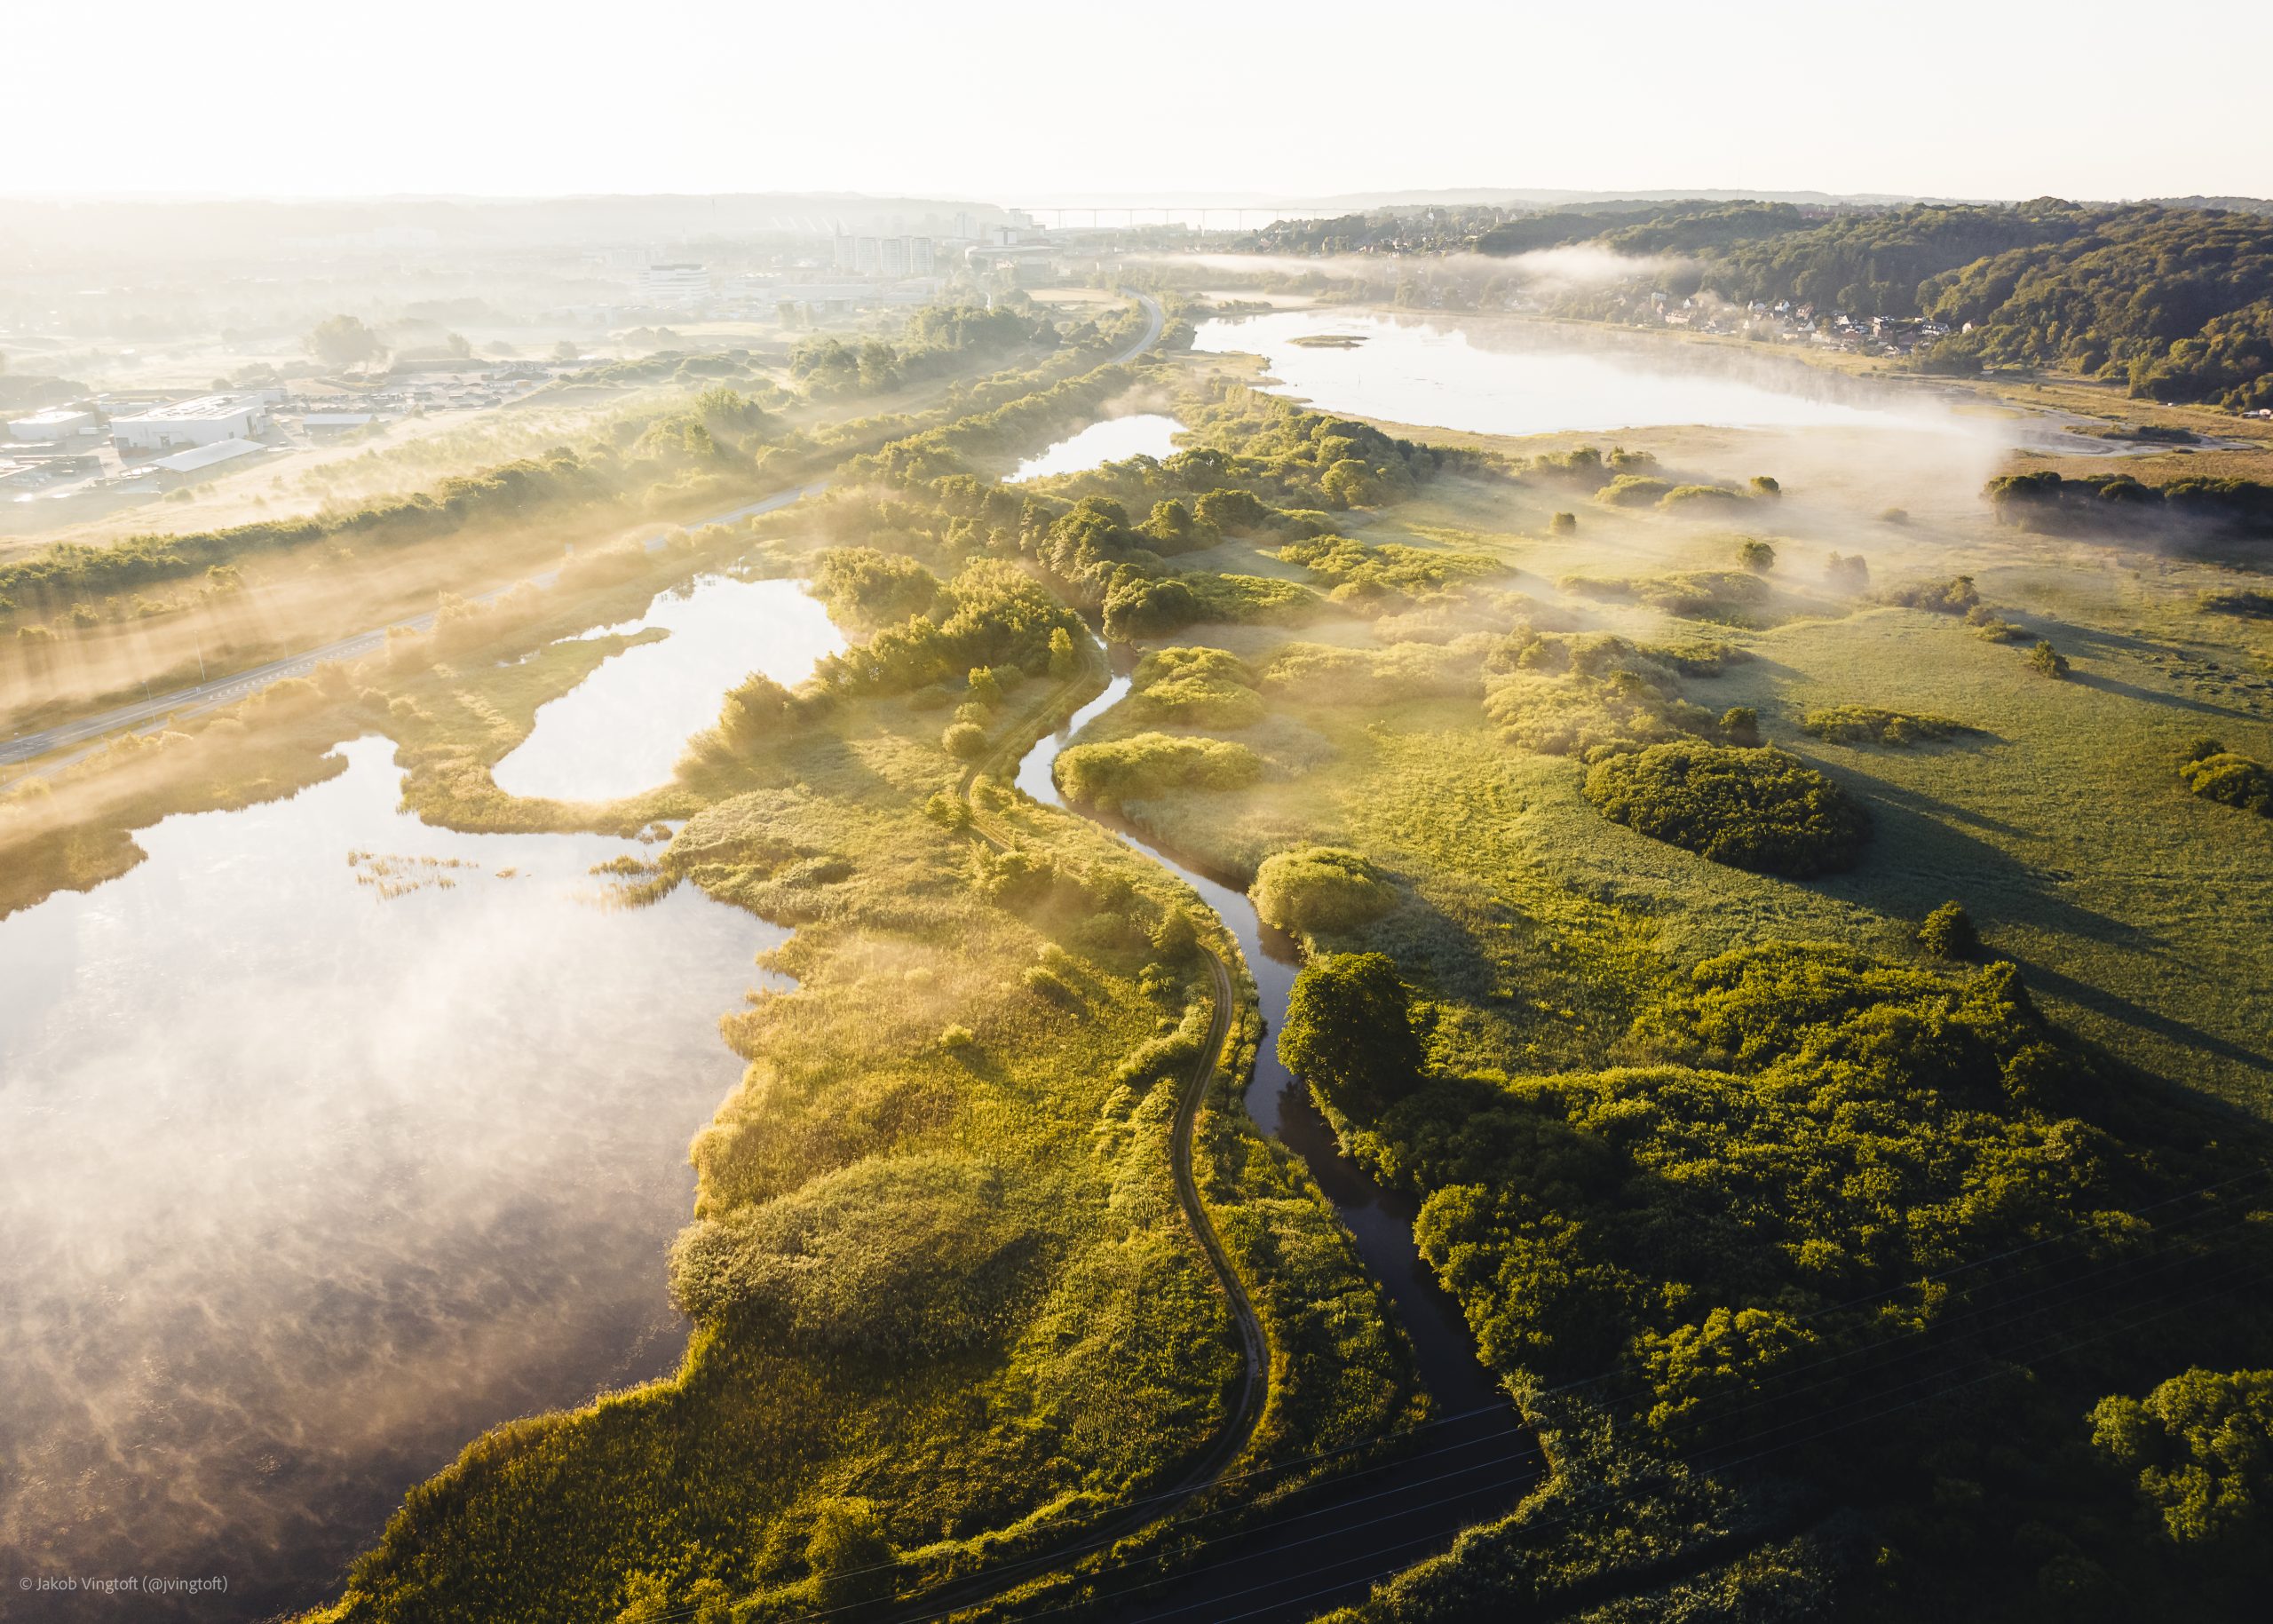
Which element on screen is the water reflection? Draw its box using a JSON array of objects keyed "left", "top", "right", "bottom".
[
  {"left": 1194, "top": 307, "right": 1970, "bottom": 439},
  {"left": 0, "top": 738, "right": 782, "bottom": 1620},
  {"left": 1007, "top": 414, "right": 1183, "bottom": 482},
  {"left": 493, "top": 576, "right": 844, "bottom": 803}
]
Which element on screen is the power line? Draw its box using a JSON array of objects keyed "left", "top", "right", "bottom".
[{"left": 622, "top": 1164, "right": 2273, "bottom": 1624}]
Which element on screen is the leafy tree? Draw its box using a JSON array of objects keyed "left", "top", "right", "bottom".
[
  {"left": 2092, "top": 1368, "right": 2273, "bottom": 1547},
  {"left": 717, "top": 673, "right": 793, "bottom": 753},
  {"left": 1736, "top": 538, "right": 1776, "bottom": 574},
  {"left": 2029, "top": 640, "right": 2072, "bottom": 678},
  {"left": 1278, "top": 951, "right": 1422, "bottom": 1118},
  {"left": 1719, "top": 706, "right": 1761, "bottom": 746},
  {"left": 1048, "top": 626, "right": 1077, "bottom": 678},
  {"left": 1919, "top": 900, "right": 1980, "bottom": 960},
  {"left": 305, "top": 313, "right": 384, "bottom": 371}
]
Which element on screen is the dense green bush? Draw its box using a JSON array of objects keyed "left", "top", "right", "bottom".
[
  {"left": 1130, "top": 646, "right": 1264, "bottom": 728},
  {"left": 1486, "top": 630, "right": 1717, "bottom": 759},
  {"left": 814, "top": 559, "right": 1081, "bottom": 697},
  {"left": 2029, "top": 640, "right": 2072, "bottom": 678},
  {"left": 1250, "top": 845, "right": 1398, "bottom": 939},
  {"left": 1595, "top": 475, "right": 1674, "bottom": 508},
  {"left": 1659, "top": 483, "right": 1746, "bottom": 511},
  {"left": 1053, "top": 732, "right": 1262, "bottom": 813},
  {"left": 2179, "top": 739, "right": 2273, "bottom": 815},
  {"left": 669, "top": 1154, "right": 1034, "bottom": 1358},
  {"left": 2091, "top": 1367, "right": 2273, "bottom": 1547},
  {"left": 1101, "top": 571, "right": 1317, "bottom": 640},
  {"left": 1918, "top": 899, "right": 1980, "bottom": 959},
  {"left": 1987, "top": 471, "right": 2273, "bottom": 540},
  {"left": 1582, "top": 741, "right": 1872, "bottom": 876},
  {"left": 1802, "top": 705, "right": 1973, "bottom": 746},
  {"left": 812, "top": 547, "right": 940, "bottom": 627},
  {"left": 1276, "top": 535, "right": 1501, "bottom": 596},
  {"left": 1878, "top": 574, "right": 1981, "bottom": 614}
]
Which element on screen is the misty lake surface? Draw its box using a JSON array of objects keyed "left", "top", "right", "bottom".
[
  {"left": 1007, "top": 413, "right": 1183, "bottom": 480},
  {"left": 0, "top": 737, "right": 782, "bottom": 1620},
  {"left": 493, "top": 574, "right": 843, "bottom": 802},
  {"left": 1193, "top": 308, "right": 1967, "bottom": 438}
]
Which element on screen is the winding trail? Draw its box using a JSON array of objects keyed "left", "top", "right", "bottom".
[{"left": 878, "top": 662, "right": 1271, "bottom": 1624}]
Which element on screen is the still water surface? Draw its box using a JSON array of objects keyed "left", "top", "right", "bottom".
[
  {"left": 0, "top": 738, "right": 782, "bottom": 1619},
  {"left": 493, "top": 574, "right": 843, "bottom": 803},
  {"left": 1193, "top": 307, "right": 1967, "bottom": 438},
  {"left": 1006, "top": 413, "right": 1183, "bottom": 481}
]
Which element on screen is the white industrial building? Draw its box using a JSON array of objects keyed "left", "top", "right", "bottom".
[
  {"left": 150, "top": 438, "right": 268, "bottom": 476},
  {"left": 644, "top": 263, "right": 711, "bottom": 298},
  {"left": 111, "top": 394, "right": 270, "bottom": 453},
  {"left": 8, "top": 407, "right": 100, "bottom": 443}
]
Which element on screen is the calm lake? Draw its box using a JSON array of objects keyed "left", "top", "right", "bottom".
[
  {"left": 1192, "top": 307, "right": 1969, "bottom": 438},
  {"left": 1007, "top": 413, "right": 1183, "bottom": 480},
  {"left": 493, "top": 574, "right": 844, "bottom": 803},
  {"left": 0, "top": 738, "right": 783, "bottom": 1620}
]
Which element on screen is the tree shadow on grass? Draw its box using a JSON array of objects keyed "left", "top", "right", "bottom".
[
  {"left": 1812, "top": 760, "right": 2149, "bottom": 947},
  {"left": 1812, "top": 752, "right": 2030, "bottom": 839},
  {"left": 1997, "top": 951, "right": 2273, "bottom": 1080},
  {"left": 2063, "top": 668, "right": 2266, "bottom": 723}
]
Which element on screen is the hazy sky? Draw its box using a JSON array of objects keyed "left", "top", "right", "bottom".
[{"left": 10, "top": 0, "right": 2269, "bottom": 204}]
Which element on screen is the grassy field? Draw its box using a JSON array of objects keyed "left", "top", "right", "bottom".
[{"left": 20, "top": 313, "right": 2273, "bottom": 1621}]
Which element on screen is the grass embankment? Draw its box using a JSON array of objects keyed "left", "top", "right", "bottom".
[{"left": 0, "top": 320, "right": 1145, "bottom": 742}]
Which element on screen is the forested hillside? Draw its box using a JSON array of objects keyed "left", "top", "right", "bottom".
[{"left": 1480, "top": 200, "right": 2273, "bottom": 410}]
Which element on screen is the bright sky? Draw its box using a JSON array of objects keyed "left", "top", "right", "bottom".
[{"left": 10, "top": 0, "right": 2269, "bottom": 204}]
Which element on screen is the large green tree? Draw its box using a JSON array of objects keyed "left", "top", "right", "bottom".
[
  {"left": 1278, "top": 951, "right": 1422, "bottom": 1118},
  {"left": 305, "top": 313, "right": 384, "bottom": 371}
]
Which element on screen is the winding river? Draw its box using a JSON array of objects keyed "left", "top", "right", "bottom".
[{"left": 1012, "top": 660, "right": 1527, "bottom": 1622}]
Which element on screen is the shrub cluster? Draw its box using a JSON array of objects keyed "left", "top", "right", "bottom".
[
  {"left": 1250, "top": 845, "right": 1398, "bottom": 939},
  {"left": 1130, "top": 646, "right": 1263, "bottom": 728},
  {"left": 1582, "top": 741, "right": 1873, "bottom": 875},
  {"left": 1485, "top": 630, "right": 1717, "bottom": 759},
  {"left": 1053, "top": 731, "right": 1263, "bottom": 813},
  {"left": 2179, "top": 739, "right": 2273, "bottom": 815},
  {"left": 1802, "top": 705, "right": 1974, "bottom": 746}
]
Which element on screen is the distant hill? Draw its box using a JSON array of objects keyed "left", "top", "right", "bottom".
[
  {"left": 1475, "top": 198, "right": 2273, "bottom": 410},
  {"left": 1284, "top": 186, "right": 2000, "bottom": 213},
  {"left": 0, "top": 193, "right": 1015, "bottom": 272}
]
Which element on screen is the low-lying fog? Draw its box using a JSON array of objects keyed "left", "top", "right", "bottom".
[{"left": 0, "top": 738, "right": 779, "bottom": 1620}]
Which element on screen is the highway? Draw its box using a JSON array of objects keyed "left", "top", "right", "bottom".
[
  {"left": 0, "top": 483, "right": 825, "bottom": 780},
  {"left": 2, "top": 294, "right": 1162, "bottom": 786}
]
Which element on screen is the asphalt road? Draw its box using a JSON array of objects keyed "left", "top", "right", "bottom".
[
  {"left": 3, "top": 293, "right": 1163, "bottom": 785},
  {"left": 0, "top": 480, "right": 825, "bottom": 780}
]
